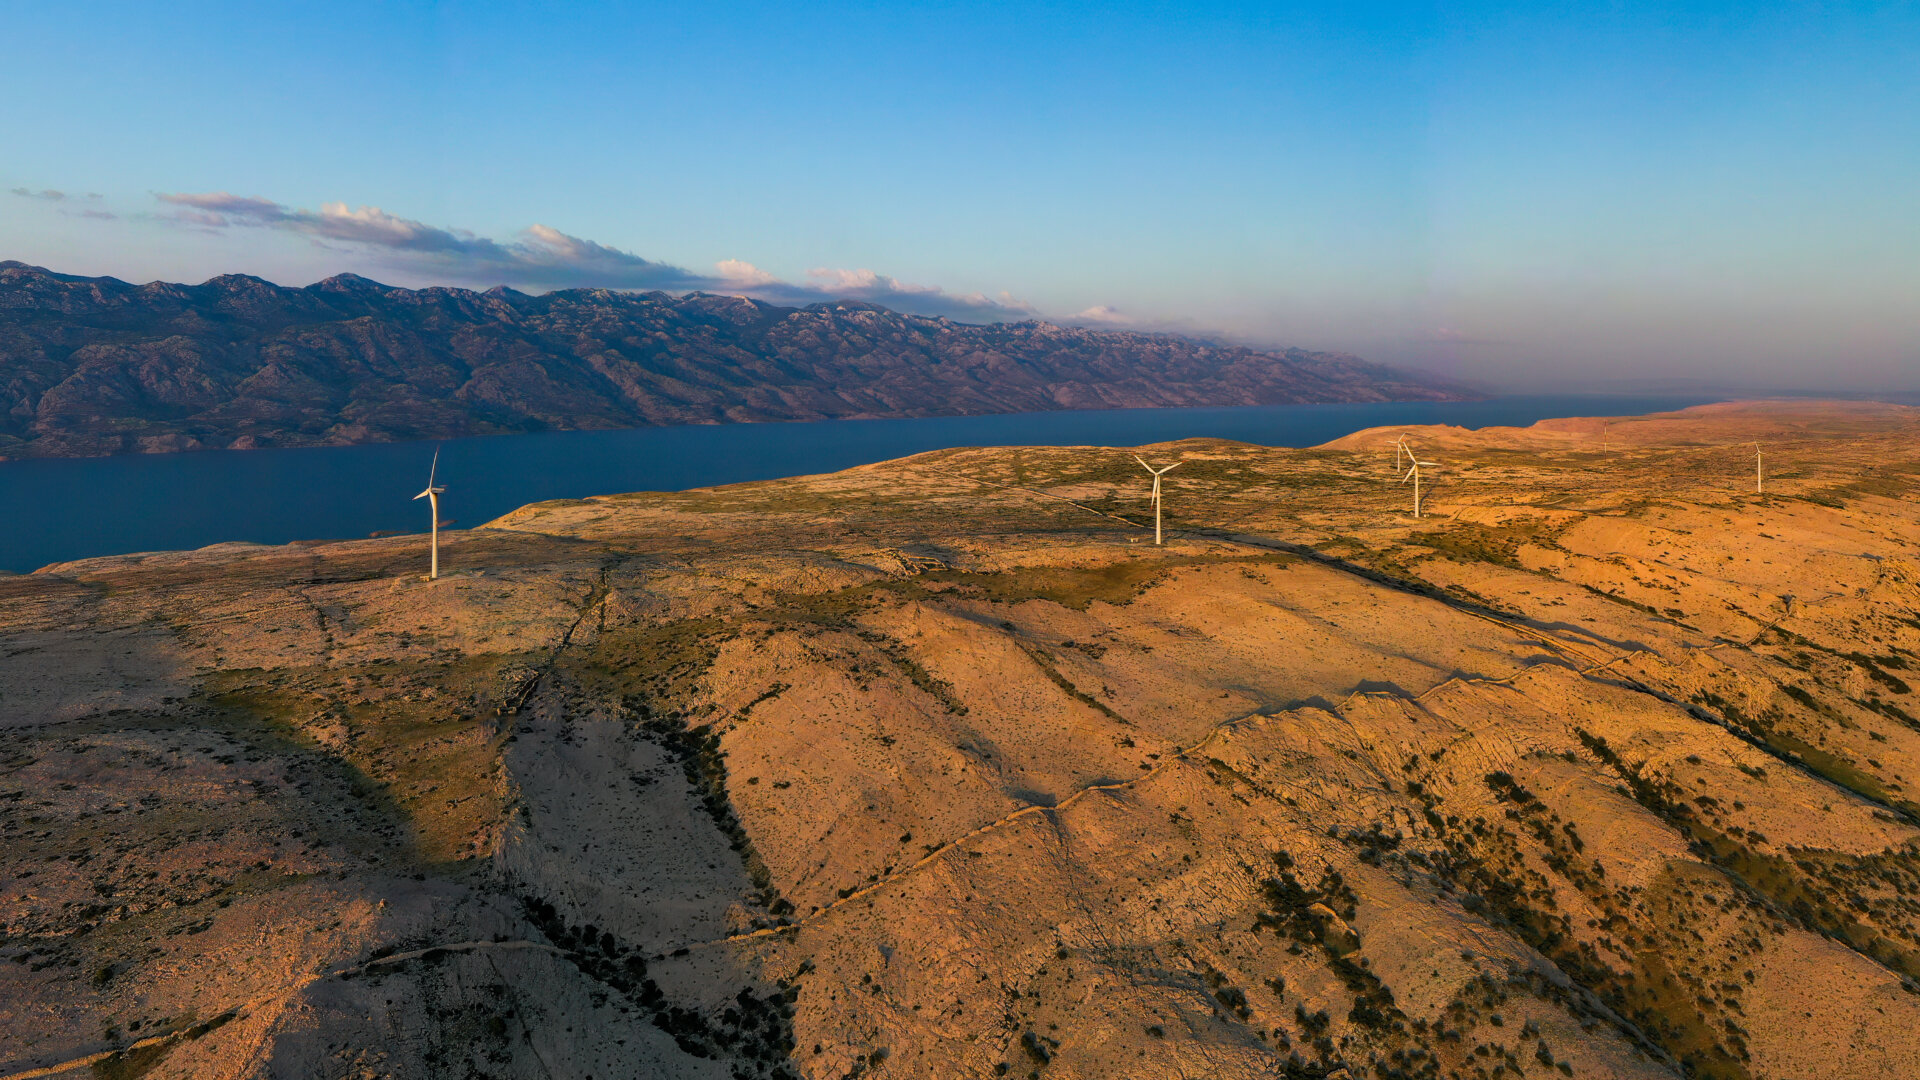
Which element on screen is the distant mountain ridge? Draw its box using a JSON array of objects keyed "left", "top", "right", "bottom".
[{"left": 0, "top": 261, "right": 1465, "bottom": 459}]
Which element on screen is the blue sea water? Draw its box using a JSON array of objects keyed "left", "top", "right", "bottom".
[{"left": 0, "top": 394, "right": 1715, "bottom": 572}]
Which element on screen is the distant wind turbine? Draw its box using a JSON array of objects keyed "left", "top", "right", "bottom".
[
  {"left": 1394, "top": 435, "right": 1412, "bottom": 473},
  {"left": 1133, "top": 455, "right": 1183, "bottom": 545},
  {"left": 1753, "top": 441, "right": 1764, "bottom": 494},
  {"left": 414, "top": 448, "right": 447, "bottom": 579},
  {"left": 1401, "top": 454, "right": 1438, "bottom": 518}
]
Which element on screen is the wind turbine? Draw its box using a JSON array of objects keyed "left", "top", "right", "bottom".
[
  {"left": 1133, "top": 455, "right": 1183, "bottom": 545},
  {"left": 414, "top": 448, "right": 447, "bottom": 579},
  {"left": 1394, "top": 435, "right": 1412, "bottom": 473},
  {"left": 1753, "top": 442, "right": 1764, "bottom": 494},
  {"left": 1400, "top": 454, "right": 1438, "bottom": 518}
]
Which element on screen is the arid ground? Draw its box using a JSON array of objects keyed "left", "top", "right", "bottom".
[{"left": 4, "top": 399, "right": 1920, "bottom": 1080}]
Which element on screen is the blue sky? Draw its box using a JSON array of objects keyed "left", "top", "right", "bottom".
[{"left": 3, "top": 1, "right": 1915, "bottom": 390}]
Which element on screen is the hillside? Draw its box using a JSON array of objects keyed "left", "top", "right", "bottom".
[
  {"left": 0, "top": 262, "right": 1462, "bottom": 459},
  {"left": 4, "top": 400, "right": 1920, "bottom": 1080}
]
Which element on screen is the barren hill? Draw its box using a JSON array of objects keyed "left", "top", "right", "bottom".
[
  {"left": 0, "top": 261, "right": 1460, "bottom": 460},
  {"left": 4, "top": 401, "right": 1920, "bottom": 1080},
  {"left": 1324, "top": 398, "right": 1920, "bottom": 453}
]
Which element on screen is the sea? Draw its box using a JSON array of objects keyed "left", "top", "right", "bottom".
[{"left": 0, "top": 394, "right": 1716, "bottom": 573}]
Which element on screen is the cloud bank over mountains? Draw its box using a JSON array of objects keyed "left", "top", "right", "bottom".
[
  {"left": 148, "top": 191, "right": 1047, "bottom": 323},
  {"left": 10, "top": 186, "right": 1452, "bottom": 360}
]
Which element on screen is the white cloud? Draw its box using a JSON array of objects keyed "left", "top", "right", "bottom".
[
  {"left": 799, "top": 268, "right": 1037, "bottom": 317},
  {"left": 714, "top": 258, "right": 778, "bottom": 286},
  {"left": 805, "top": 267, "right": 941, "bottom": 296}
]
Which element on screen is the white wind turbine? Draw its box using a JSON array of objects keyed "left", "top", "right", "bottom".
[
  {"left": 1133, "top": 455, "right": 1183, "bottom": 545},
  {"left": 1400, "top": 453, "right": 1438, "bottom": 518},
  {"left": 414, "top": 448, "right": 447, "bottom": 579},
  {"left": 1753, "top": 441, "right": 1764, "bottom": 494},
  {"left": 1394, "top": 434, "right": 1412, "bottom": 473}
]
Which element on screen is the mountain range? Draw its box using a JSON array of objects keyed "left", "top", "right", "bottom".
[{"left": 0, "top": 261, "right": 1463, "bottom": 459}]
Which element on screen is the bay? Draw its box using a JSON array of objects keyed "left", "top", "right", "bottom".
[{"left": 0, "top": 394, "right": 1713, "bottom": 572}]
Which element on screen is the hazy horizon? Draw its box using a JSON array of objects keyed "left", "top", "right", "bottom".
[{"left": 4, "top": 2, "right": 1915, "bottom": 393}]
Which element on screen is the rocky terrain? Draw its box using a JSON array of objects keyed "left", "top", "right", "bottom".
[
  {"left": 4, "top": 398, "right": 1920, "bottom": 1080},
  {"left": 0, "top": 262, "right": 1460, "bottom": 459}
]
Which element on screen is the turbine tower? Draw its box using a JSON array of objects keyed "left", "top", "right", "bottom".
[
  {"left": 414, "top": 448, "right": 447, "bottom": 579},
  {"left": 1133, "top": 455, "right": 1183, "bottom": 545},
  {"left": 1401, "top": 455, "right": 1438, "bottom": 518},
  {"left": 1754, "top": 442, "right": 1764, "bottom": 494}
]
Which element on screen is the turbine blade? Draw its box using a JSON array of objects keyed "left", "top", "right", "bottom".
[{"left": 1161, "top": 461, "right": 1183, "bottom": 473}]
